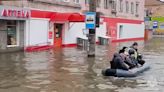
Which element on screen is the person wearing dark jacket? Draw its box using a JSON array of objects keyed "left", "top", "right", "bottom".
[
  {"left": 119, "top": 47, "right": 136, "bottom": 69},
  {"left": 110, "top": 53, "right": 129, "bottom": 70}
]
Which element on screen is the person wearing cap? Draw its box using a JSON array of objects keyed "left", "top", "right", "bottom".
[
  {"left": 130, "top": 42, "right": 138, "bottom": 59},
  {"left": 129, "top": 42, "right": 145, "bottom": 66},
  {"left": 128, "top": 49, "right": 138, "bottom": 67}
]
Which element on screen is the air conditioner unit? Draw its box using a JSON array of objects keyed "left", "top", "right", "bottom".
[
  {"left": 111, "top": 9, "right": 117, "bottom": 14},
  {"left": 135, "top": 14, "right": 139, "bottom": 17},
  {"left": 63, "top": 0, "right": 69, "bottom": 2}
]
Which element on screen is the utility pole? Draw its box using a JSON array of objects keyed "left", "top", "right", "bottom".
[{"left": 88, "top": 0, "right": 96, "bottom": 57}]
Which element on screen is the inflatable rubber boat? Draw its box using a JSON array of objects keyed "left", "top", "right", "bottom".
[{"left": 102, "top": 63, "right": 150, "bottom": 77}]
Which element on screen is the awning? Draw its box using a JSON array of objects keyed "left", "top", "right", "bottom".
[{"left": 50, "top": 13, "right": 85, "bottom": 22}]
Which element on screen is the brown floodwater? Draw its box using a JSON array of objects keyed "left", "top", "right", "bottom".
[{"left": 0, "top": 37, "right": 164, "bottom": 92}]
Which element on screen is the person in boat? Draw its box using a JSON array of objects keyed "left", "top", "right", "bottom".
[
  {"left": 110, "top": 52, "right": 129, "bottom": 70},
  {"left": 129, "top": 42, "right": 145, "bottom": 66},
  {"left": 119, "top": 47, "right": 136, "bottom": 69},
  {"left": 128, "top": 49, "right": 138, "bottom": 67}
]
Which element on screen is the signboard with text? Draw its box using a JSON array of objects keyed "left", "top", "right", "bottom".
[
  {"left": 0, "top": 6, "right": 31, "bottom": 20},
  {"left": 85, "top": 12, "right": 96, "bottom": 29}
]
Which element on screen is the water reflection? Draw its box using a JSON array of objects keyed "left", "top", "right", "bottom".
[{"left": 0, "top": 37, "right": 164, "bottom": 92}]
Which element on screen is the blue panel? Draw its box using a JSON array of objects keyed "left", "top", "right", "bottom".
[
  {"left": 86, "top": 24, "right": 95, "bottom": 29},
  {"left": 85, "top": 12, "right": 96, "bottom": 29}
]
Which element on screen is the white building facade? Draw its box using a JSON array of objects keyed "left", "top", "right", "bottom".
[{"left": 0, "top": 0, "right": 145, "bottom": 52}]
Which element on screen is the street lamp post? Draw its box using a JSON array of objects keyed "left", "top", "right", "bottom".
[{"left": 88, "top": 0, "right": 96, "bottom": 57}]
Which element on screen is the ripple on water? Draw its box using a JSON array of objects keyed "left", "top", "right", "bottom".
[
  {"left": 32, "top": 80, "right": 51, "bottom": 85},
  {"left": 96, "top": 84, "right": 117, "bottom": 90},
  {"left": 24, "top": 85, "right": 40, "bottom": 89},
  {"left": 61, "top": 67, "right": 80, "bottom": 73}
]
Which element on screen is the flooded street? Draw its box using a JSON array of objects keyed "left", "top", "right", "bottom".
[{"left": 0, "top": 37, "right": 164, "bottom": 92}]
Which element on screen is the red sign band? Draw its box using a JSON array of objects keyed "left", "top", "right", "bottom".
[{"left": 1, "top": 9, "right": 30, "bottom": 18}]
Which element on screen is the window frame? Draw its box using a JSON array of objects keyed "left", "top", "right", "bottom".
[
  {"left": 136, "top": 2, "right": 139, "bottom": 14},
  {"left": 111, "top": 0, "right": 116, "bottom": 10},
  {"left": 119, "top": 0, "right": 123, "bottom": 12},
  {"left": 126, "top": 1, "right": 129, "bottom": 13},
  {"left": 131, "top": 2, "right": 134, "bottom": 14},
  {"left": 96, "top": 0, "right": 101, "bottom": 8},
  {"left": 104, "top": 0, "right": 108, "bottom": 9},
  {"left": 6, "top": 20, "right": 20, "bottom": 47}
]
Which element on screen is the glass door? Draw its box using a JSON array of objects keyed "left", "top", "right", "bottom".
[{"left": 54, "top": 24, "right": 63, "bottom": 47}]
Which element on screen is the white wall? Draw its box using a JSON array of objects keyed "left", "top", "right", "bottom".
[
  {"left": 63, "top": 22, "right": 107, "bottom": 45},
  {"left": 25, "top": 19, "right": 49, "bottom": 46},
  {"left": 63, "top": 22, "right": 86, "bottom": 45},
  {"left": 96, "top": 23, "right": 107, "bottom": 41},
  {"left": 117, "top": 23, "right": 145, "bottom": 39}
]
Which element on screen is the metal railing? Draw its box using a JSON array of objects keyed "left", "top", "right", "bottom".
[
  {"left": 98, "top": 37, "right": 109, "bottom": 45},
  {"left": 77, "top": 37, "right": 88, "bottom": 50}
]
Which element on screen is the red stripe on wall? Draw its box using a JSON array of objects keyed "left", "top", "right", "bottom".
[
  {"left": 25, "top": 45, "right": 53, "bottom": 52},
  {"left": 31, "top": 10, "right": 143, "bottom": 23},
  {"left": 103, "top": 17, "right": 143, "bottom": 24},
  {"left": 112, "top": 37, "right": 144, "bottom": 42},
  {"left": 31, "top": 10, "right": 55, "bottom": 18},
  {"left": 62, "top": 44, "right": 77, "bottom": 47}
]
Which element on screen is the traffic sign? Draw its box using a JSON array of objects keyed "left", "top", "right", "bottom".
[
  {"left": 153, "top": 21, "right": 158, "bottom": 29},
  {"left": 85, "top": 12, "right": 96, "bottom": 29}
]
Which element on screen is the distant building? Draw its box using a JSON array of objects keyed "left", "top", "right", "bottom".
[
  {"left": 0, "top": 0, "right": 145, "bottom": 52},
  {"left": 145, "top": 0, "right": 164, "bottom": 35},
  {"left": 145, "top": 0, "right": 164, "bottom": 17}
]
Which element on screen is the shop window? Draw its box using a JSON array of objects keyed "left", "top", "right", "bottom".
[
  {"left": 7, "top": 20, "right": 16, "bottom": 25},
  {"left": 7, "top": 20, "right": 17, "bottom": 46}
]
